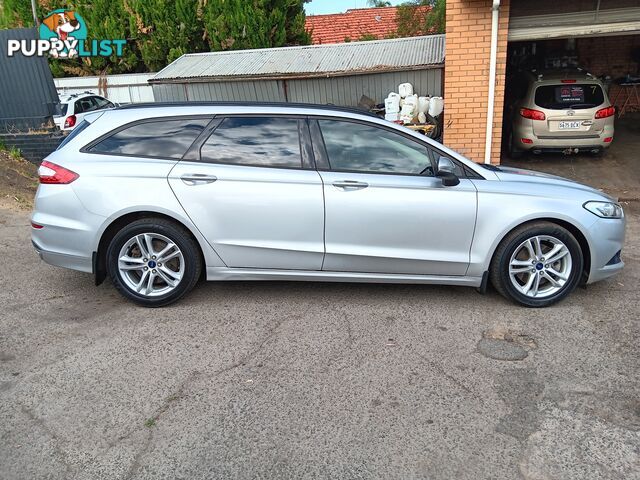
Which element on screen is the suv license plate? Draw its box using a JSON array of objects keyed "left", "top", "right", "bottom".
[{"left": 558, "top": 121, "right": 581, "bottom": 130}]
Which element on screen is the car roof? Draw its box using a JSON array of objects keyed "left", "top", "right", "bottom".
[
  {"left": 59, "top": 92, "right": 102, "bottom": 103},
  {"left": 525, "top": 69, "right": 602, "bottom": 84},
  {"left": 116, "top": 101, "right": 380, "bottom": 118}
]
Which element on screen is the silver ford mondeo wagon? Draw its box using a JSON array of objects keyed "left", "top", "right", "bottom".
[{"left": 31, "top": 103, "right": 625, "bottom": 307}]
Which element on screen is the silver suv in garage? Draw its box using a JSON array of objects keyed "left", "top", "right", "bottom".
[
  {"left": 508, "top": 69, "right": 615, "bottom": 158},
  {"left": 31, "top": 103, "right": 625, "bottom": 308}
]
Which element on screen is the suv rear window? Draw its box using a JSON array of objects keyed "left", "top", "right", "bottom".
[
  {"left": 89, "top": 118, "right": 210, "bottom": 159},
  {"left": 535, "top": 84, "right": 605, "bottom": 110}
]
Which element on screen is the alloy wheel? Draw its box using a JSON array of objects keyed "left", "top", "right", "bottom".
[
  {"left": 117, "top": 233, "right": 184, "bottom": 297},
  {"left": 508, "top": 235, "right": 572, "bottom": 298}
]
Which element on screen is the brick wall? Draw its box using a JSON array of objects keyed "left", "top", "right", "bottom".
[{"left": 444, "top": 0, "right": 510, "bottom": 164}]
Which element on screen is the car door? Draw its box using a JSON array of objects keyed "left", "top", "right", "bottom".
[
  {"left": 169, "top": 115, "right": 325, "bottom": 270},
  {"left": 312, "top": 118, "right": 477, "bottom": 276}
]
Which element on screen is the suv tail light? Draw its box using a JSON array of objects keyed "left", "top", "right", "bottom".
[
  {"left": 561, "top": 79, "right": 577, "bottom": 83},
  {"left": 520, "top": 108, "right": 546, "bottom": 121},
  {"left": 595, "top": 106, "right": 615, "bottom": 119},
  {"left": 64, "top": 115, "right": 76, "bottom": 128},
  {"left": 38, "top": 161, "right": 79, "bottom": 184}
]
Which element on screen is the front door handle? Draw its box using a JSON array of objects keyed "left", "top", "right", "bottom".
[
  {"left": 180, "top": 173, "right": 217, "bottom": 185},
  {"left": 333, "top": 180, "right": 369, "bottom": 190}
]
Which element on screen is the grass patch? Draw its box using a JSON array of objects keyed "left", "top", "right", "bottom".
[
  {"left": 144, "top": 418, "right": 157, "bottom": 428},
  {"left": 9, "top": 147, "right": 21, "bottom": 160}
]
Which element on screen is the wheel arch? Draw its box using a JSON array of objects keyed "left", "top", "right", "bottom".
[
  {"left": 93, "top": 211, "right": 208, "bottom": 286},
  {"left": 489, "top": 217, "right": 591, "bottom": 284}
]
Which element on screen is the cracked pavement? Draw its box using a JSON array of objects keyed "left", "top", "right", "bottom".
[{"left": 1, "top": 206, "right": 639, "bottom": 479}]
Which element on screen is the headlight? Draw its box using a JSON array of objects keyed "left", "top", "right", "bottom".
[{"left": 583, "top": 201, "right": 623, "bottom": 218}]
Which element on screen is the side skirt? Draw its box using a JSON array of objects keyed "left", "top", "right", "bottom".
[{"left": 206, "top": 267, "right": 483, "bottom": 287}]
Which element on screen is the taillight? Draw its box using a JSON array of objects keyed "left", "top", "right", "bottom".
[
  {"left": 521, "top": 138, "right": 533, "bottom": 144},
  {"left": 561, "top": 79, "right": 576, "bottom": 83},
  {"left": 520, "top": 108, "right": 546, "bottom": 121},
  {"left": 595, "top": 106, "right": 615, "bottom": 119},
  {"left": 64, "top": 115, "right": 76, "bottom": 128},
  {"left": 38, "top": 161, "right": 79, "bottom": 184},
  {"left": 604, "top": 137, "right": 613, "bottom": 143}
]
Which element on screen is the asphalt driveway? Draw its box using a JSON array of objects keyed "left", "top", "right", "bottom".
[{"left": 0, "top": 205, "right": 638, "bottom": 480}]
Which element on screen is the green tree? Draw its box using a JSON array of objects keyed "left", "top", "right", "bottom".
[
  {"left": 203, "top": 0, "right": 310, "bottom": 51},
  {"left": 127, "top": 0, "right": 208, "bottom": 72},
  {"left": 367, "top": 0, "right": 392, "bottom": 6},
  {"left": 396, "top": 0, "right": 445, "bottom": 37},
  {"left": 0, "top": 0, "right": 312, "bottom": 75}
]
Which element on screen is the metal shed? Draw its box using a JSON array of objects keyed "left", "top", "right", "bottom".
[
  {"left": 0, "top": 28, "right": 59, "bottom": 130},
  {"left": 149, "top": 35, "right": 445, "bottom": 106}
]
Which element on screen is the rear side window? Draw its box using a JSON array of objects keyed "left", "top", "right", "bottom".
[
  {"left": 89, "top": 118, "right": 210, "bottom": 159},
  {"left": 535, "top": 84, "right": 605, "bottom": 110},
  {"left": 200, "top": 117, "right": 302, "bottom": 168}
]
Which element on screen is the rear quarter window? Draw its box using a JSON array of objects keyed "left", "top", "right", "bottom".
[
  {"left": 88, "top": 118, "right": 210, "bottom": 159},
  {"left": 534, "top": 84, "right": 605, "bottom": 110}
]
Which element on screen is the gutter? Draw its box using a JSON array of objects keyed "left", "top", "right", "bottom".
[{"left": 484, "top": 0, "right": 501, "bottom": 164}]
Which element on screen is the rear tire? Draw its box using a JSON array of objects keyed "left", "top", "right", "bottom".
[
  {"left": 490, "top": 221, "right": 583, "bottom": 307},
  {"left": 106, "top": 218, "right": 202, "bottom": 307}
]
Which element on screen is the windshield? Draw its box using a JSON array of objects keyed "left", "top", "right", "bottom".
[{"left": 535, "top": 84, "right": 605, "bottom": 110}]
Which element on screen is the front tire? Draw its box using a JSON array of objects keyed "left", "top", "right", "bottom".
[
  {"left": 490, "top": 221, "right": 583, "bottom": 307},
  {"left": 106, "top": 218, "right": 202, "bottom": 307}
]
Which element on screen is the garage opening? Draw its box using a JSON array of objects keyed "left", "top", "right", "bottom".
[{"left": 499, "top": 1, "right": 640, "bottom": 196}]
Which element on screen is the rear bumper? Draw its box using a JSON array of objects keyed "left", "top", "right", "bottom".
[
  {"left": 31, "top": 184, "right": 105, "bottom": 274},
  {"left": 32, "top": 239, "right": 92, "bottom": 273},
  {"left": 513, "top": 122, "right": 614, "bottom": 152}
]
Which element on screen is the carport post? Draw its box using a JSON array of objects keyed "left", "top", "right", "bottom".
[{"left": 484, "top": 0, "right": 501, "bottom": 164}]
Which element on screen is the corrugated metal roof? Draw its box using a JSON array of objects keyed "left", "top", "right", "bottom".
[{"left": 150, "top": 34, "right": 445, "bottom": 83}]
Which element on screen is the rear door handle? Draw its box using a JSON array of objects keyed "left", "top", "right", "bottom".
[
  {"left": 333, "top": 180, "right": 368, "bottom": 190},
  {"left": 180, "top": 173, "right": 217, "bottom": 185}
]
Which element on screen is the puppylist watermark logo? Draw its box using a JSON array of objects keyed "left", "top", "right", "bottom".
[{"left": 6, "top": 9, "right": 126, "bottom": 58}]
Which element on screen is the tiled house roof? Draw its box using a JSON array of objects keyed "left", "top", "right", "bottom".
[{"left": 305, "top": 6, "right": 429, "bottom": 45}]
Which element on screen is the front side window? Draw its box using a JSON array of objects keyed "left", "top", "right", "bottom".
[
  {"left": 200, "top": 117, "right": 302, "bottom": 168},
  {"left": 89, "top": 118, "right": 209, "bottom": 159},
  {"left": 318, "top": 120, "right": 433, "bottom": 175},
  {"left": 94, "top": 96, "right": 113, "bottom": 109}
]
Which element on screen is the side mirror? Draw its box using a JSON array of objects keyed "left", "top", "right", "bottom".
[
  {"left": 437, "top": 156, "right": 455, "bottom": 173},
  {"left": 436, "top": 170, "right": 460, "bottom": 187}
]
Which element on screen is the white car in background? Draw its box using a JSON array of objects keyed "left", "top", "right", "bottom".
[{"left": 54, "top": 92, "right": 116, "bottom": 131}]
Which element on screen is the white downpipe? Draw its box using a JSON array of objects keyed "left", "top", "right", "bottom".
[{"left": 484, "top": 0, "right": 501, "bottom": 164}]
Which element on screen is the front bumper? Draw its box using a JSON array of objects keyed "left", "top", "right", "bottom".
[{"left": 586, "top": 215, "right": 626, "bottom": 284}]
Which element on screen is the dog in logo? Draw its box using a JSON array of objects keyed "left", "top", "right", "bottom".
[{"left": 42, "top": 11, "right": 80, "bottom": 57}]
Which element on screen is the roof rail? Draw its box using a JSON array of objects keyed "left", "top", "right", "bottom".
[
  {"left": 115, "top": 101, "right": 380, "bottom": 118},
  {"left": 531, "top": 66, "right": 597, "bottom": 81}
]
